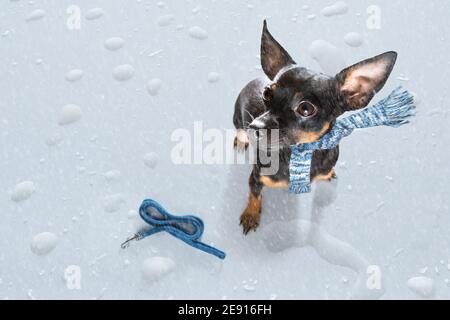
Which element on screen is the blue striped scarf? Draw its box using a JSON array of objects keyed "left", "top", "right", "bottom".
[{"left": 289, "top": 87, "right": 416, "bottom": 194}]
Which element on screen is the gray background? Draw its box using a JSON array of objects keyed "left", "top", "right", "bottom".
[{"left": 1, "top": 0, "right": 449, "bottom": 299}]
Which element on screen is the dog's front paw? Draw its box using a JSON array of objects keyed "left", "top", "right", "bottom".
[
  {"left": 240, "top": 210, "right": 260, "bottom": 235},
  {"left": 233, "top": 129, "right": 249, "bottom": 152}
]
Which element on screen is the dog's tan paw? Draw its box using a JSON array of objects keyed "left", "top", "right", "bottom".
[
  {"left": 240, "top": 210, "right": 260, "bottom": 235},
  {"left": 313, "top": 168, "right": 337, "bottom": 182},
  {"left": 233, "top": 129, "right": 249, "bottom": 152}
]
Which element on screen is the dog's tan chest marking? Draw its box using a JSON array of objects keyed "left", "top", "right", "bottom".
[
  {"left": 295, "top": 121, "right": 331, "bottom": 144},
  {"left": 260, "top": 168, "right": 336, "bottom": 189},
  {"left": 260, "top": 176, "right": 289, "bottom": 189}
]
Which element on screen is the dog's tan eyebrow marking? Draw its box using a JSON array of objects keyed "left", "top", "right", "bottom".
[
  {"left": 271, "top": 84, "right": 278, "bottom": 90},
  {"left": 294, "top": 91, "right": 303, "bottom": 98}
]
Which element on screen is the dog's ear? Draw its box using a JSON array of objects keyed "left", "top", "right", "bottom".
[
  {"left": 336, "top": 51, "right": 397, "bottom": 110},
  {"left": 260, "top": 20, "right": 296, "bottom": 80}
]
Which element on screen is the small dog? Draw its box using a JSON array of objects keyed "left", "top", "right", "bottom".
[{"left": 233, "top": 21, "right": 397, "bottom": 234}]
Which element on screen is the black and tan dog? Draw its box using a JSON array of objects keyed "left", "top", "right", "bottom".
[{"left": 233, "top": 21, "right": 397, "bottom": 234}]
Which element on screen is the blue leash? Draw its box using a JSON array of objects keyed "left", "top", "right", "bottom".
[{"left": 121, "top": 199, "right": 226, "bottom": 260}]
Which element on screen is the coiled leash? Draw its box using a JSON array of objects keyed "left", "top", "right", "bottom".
[{"left": 121, "top": 199, "right": 226, "bottom": 260}]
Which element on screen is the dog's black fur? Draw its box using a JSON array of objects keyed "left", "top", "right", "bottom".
[{"left": 233, "top": 21, "right": 397, "bottom": 234}]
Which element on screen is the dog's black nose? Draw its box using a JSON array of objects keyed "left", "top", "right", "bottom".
[{"left": 249, "top": 119, "right": 266, "bottom": 130}]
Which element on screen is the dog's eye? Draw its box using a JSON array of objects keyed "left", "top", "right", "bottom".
[
  {"left": 262, "top": 86, "right": 273, "bottom": 102},
  {"left": 295, "top": 101, "right": 318, "bottom": 118}
]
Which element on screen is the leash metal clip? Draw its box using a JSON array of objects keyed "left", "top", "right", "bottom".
[{"left": 121, "top": 234, "right": 140, "bottom": 249}]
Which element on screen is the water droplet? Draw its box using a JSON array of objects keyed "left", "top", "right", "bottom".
[
  {"left": 31, "top": 232, "right": 58, "bottom": 256},
  {"left": 11, "top": 181, "right": 36, "bottom": 202},
  {"left": 157, "top": 15, "right": 174, "bottom": 27},
  {"left": 322, "top": 1, "right": 349, "bottom": 17},
  {"left": 344, "top": 32, "right": 363, "bottom": 47},
  {"left": 146, "top": 78, "right": 162, "bottom": 96},
  {"left": 58, "top": 104, "right": 82, "bottom": 125},
  {"left": 86, "top": 8, "right": 104, "bottom": 21},
  {"left": 188, "top": 26, "right": 208, "bottom": 40},
  {"left": 112, "top": 64, "right": 135, "bottom": 82},
  {"left": 104, "top": 37, "right": 125, "bottom": 51}
]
